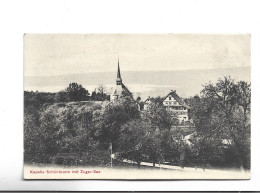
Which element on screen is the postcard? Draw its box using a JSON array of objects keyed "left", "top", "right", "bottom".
[{"left": 24, "top": 34, "right": 251, "bottom": 179}]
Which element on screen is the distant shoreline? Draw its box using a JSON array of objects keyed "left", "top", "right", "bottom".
[{"left": 24, "top": 66, "right": 251, "bottom": 99}]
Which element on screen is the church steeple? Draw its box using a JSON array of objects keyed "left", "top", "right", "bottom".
[
  {"left": 111, "top": 59, "right": 132, "bottom": 101},
  {"left": 116, "top": 58, "right": 122, "bottom": 85}
]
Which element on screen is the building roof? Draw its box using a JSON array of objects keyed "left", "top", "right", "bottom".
[
  {"left": 164, "top": 90, "right": 190, "bottom": 109},
  {"left": 122, "top": 83, "right": 132, "bottom": 95},
  {"left": 144, "top": 96, "right": 153, "bottom": 103},
  {"left": 112, "top": 82, "right": 132, "bottom": 96}
]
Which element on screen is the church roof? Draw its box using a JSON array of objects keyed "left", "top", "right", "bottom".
[
  {"left": 122, "top": 83, "right": 132, "bottom": 94},
  {"left": 112, "top": 82, "right": 132, "bottom": 96}
]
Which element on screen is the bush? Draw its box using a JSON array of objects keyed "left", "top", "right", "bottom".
[{"left": 54, "top": 157, "right": 65, "bottom": 165}]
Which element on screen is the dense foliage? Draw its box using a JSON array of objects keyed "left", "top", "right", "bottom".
[
  {"left": 186, "top": 77, "right": 251, "bottom": 169},
  {"left": 24, "top": 77, "right": 251, "bottom": 169}
]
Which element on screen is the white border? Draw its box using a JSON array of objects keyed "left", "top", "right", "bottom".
[{"left": 0, "top": 0, "right": 260, "bottom": 191}]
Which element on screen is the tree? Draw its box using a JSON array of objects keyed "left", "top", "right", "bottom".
[
  {"left": 24, "top": 91, "right": 58, "bottom": 163},
  {"left": 59, "top": 106, "right": 99, "bottom": 163},
  {"left": 97, "top": 84, "right": 107, "bottom": 101},
  {"left": 55, "top": 90, "right": 70, "bottom": 102},
  {"left": 117, "top": 119, "right": 153, "bottom": 168},
  {"left": 37, "top": 106, "right": 62, "bottom": 161},
  {"left": 65, "top": 83, "right": 89, "bottom": 101},
  {"left": 24, "top": 91, "right": 56, "bottom": 111},
  {"left": 143, "top": 101, "right": 178, "bottom": 131},
  {"left": 96, "top": 96, "right": 140, "bottom": 149},
  {"left": 152, "top": 96, "right": 165, "bottom": 105},
  {"left": 24, "top": 107, "right": 42, "bottom": 163},
  {"left": 144, "top": 131, "right": 164, "bottom": 167},
  {"left": 189, "top": 76, "right": 251, "bottom": 169},
  {"left": 189, "top": 132, "right": 225, "bottom": 169},
  {"left": 24, "top": 100, "right": 102, "bottom": 164},
  {"left": 91, "top": 85, "right": 109, "bottom": 101},
  {"left": 160, "top": 128, "right": 192, "bottom": 167},
  {"left": 91, "top": 91, "right": 97, "bottom": 101}
]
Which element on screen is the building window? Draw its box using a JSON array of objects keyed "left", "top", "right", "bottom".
[{"left": 169, "top": 96, "right": 171, "bottom": 100}]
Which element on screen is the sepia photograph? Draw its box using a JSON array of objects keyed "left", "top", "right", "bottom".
[{"left": 24, "top": 34, "right": 251, "bottom": 179}]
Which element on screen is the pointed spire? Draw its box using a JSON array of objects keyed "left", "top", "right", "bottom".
[
  {"left": 116, "top": 58, "right": 122, "bottom": 85},
  {"left": 117, "top": 58, "right": 121, "bottom": 79}
]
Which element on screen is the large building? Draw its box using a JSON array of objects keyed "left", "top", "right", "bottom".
[
  {"left": 163, "top": 90, "right": 190, "bottom": 124},
  {"left": 110, "top": 60, "right": 132, "bottom": 101}
]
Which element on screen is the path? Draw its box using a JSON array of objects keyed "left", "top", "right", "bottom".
[{"left": 122, "top": 159, "right": 250, "bottom": 174}]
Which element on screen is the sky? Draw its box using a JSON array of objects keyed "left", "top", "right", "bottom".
[{"left": 24, "top": 34, "right": 251, "bottom": 77}]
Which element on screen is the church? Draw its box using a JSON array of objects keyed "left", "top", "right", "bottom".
[{"left": 110, "top": 60, "right": 132, "bottom": 101}]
